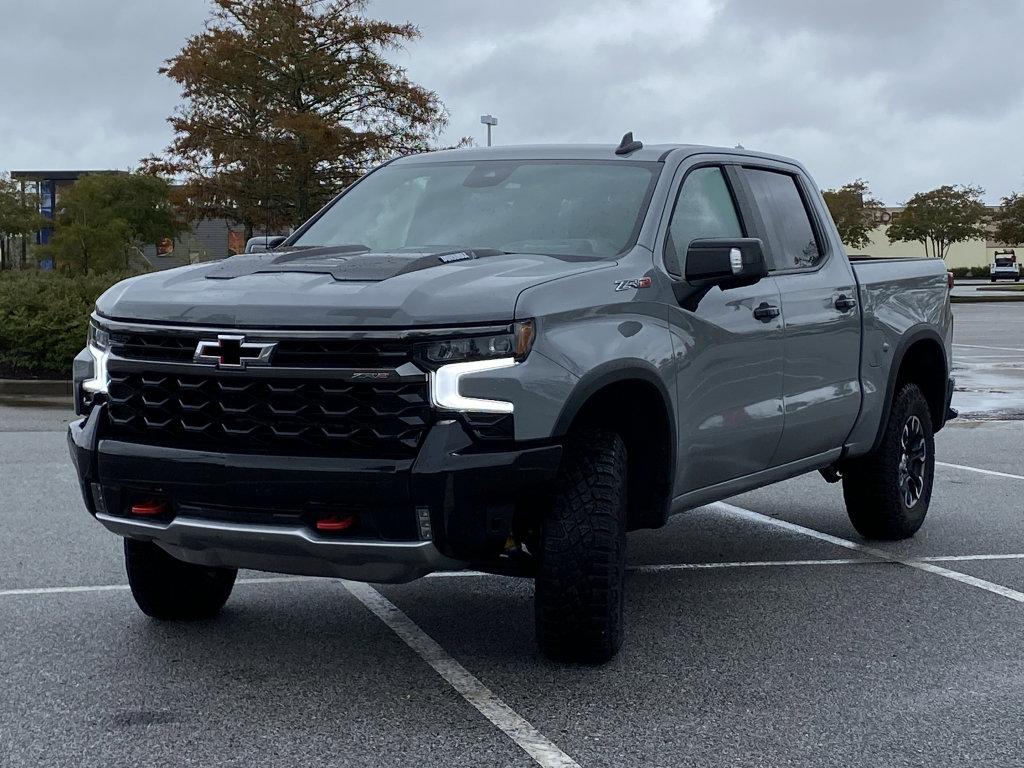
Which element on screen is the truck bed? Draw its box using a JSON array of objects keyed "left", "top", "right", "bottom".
[{"left": 843, "top": 254, "right": 953, "bottom": 454}]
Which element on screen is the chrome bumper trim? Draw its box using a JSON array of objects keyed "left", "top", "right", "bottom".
[{"left": 96, "top": 513, "right": 465, "bottom": 584}]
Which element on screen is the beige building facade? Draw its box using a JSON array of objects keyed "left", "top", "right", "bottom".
[{"left": 845, "top": 207, "right": 1015, "bottom": 269}]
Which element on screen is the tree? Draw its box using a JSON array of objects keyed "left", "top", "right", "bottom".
[
  {"left": 0, "top": 175, "right": 50, "bottom": 269},
  {"left": 992, "top": 192, "right": 1024, "bottom": 246},
  {"left": 822, "top": 179, "right": 886, "bottom": 250},
  {"left": 39, "top": 173, "right": 183, "bottom": 273},
  {"left": 144, "top": 0, "right": 457, "bottom": 239},
  {"left": 887, "top": 185, "right": 989, "bottom": 259}
]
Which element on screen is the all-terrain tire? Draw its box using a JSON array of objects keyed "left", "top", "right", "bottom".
[
  {"left": 841, "top": 383, "right": 935, "bottom": 540},
  {"left": 535, "top": 429, "right": 627, "bottom": 663},
  {"left": 124, "top": 538, "right": 236, "bottom": 619}
]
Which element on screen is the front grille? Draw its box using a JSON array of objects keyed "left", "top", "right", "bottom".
[
  {"left": 105, "top": 371, "right": 431, "bottom": 457},
  {"left": 108, "top": 332, "right": 415, "bottom": 369}
]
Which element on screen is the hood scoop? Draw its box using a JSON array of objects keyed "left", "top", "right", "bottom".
[{"left": 205, "top": 246, "right": 506, "bottom": 282}]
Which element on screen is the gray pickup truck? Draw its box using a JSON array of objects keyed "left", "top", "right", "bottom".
[{"left": 69, "top": 137, "right": 955, "bottom": 663}]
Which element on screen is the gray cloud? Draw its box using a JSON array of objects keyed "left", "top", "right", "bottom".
[{"left": 2, "top": 0, "right": 1022, "bottom": 204}]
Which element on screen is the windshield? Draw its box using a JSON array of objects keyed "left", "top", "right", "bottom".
[{"left": 292, "top": 160, "right": 659, "bottom": 258}]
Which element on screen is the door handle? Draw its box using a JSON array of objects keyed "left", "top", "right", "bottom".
[
  {"left": 753, "top": 302, "right": 780, "bottom": 322},
  {"left": 834, "top": 295, "right": 857, "bottom": 312}
]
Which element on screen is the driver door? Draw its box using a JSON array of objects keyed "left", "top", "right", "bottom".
[{"left": 662, "top": 163, "right": 786, "bottom": 494}]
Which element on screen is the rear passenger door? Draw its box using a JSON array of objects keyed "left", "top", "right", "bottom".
[
  {"left": 739, "top": 166, "right": 861, "bottom": 464},
  {"left": 661, "top": 163, "right": 785, "bottom": 493}
]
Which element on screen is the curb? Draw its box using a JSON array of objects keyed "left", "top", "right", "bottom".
[{"left": 0, "top": 379, "right": 73, "bottom": 397}]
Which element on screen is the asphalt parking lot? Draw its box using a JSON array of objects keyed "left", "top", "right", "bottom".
[{"left": 2, "top": 303, "right": 1023, "bottom": 768}]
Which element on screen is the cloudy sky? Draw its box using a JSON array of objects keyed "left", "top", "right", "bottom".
[{"left": 3, "top": 0, "right": 1023, "bottom": 204}]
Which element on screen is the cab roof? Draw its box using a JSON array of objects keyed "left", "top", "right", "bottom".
[{"left": 391, "top": 143, "right": 801, "bottom": 167}]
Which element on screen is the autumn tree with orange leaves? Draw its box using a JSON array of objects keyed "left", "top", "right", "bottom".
[{"left": 145, "top": 0, "right": 456, "bottom": 238}]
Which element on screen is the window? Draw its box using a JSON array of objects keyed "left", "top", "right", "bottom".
[
  {"left": 743, "top": 168, "right": 822, "bottom": 269},
  {"left": 293, "top": 161, "right": 659, "bottom": 258},
  {"left": 664, "top": 167, "right": 743, "bottom": 275}
]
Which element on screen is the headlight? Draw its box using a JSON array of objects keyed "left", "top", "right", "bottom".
[
  {"left": 417, "top": 320, "right": 535, "bottom": 369},
  {"left": 425, "top": 321, "right": 534, "bottom": 414},
  {"left": 83, "top": 321, "right": 111, "bottom": 394},
  {"left": 88, "top": 321, "right": 110, "bottom": 350}
]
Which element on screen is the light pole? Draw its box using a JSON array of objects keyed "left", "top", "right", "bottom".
[{"left": 480, "top": 114, "right": 497, "bottom": 147}]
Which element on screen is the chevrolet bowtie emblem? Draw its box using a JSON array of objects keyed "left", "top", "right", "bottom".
[{"left": 194, "top": 335, "right": 277, "bottom": 369}]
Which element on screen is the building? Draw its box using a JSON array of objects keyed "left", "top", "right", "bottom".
[
  {"left": 847, "top": 207, "right": 1013, "bottom": 269},
  {"left": 8, "top": 170, "right": 246, "bottom": 270},
  {"left": 10, "top": 170, "right": 127, "bottom": 269}
]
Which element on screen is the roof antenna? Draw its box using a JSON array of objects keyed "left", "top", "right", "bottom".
[{"left": 615, "top": 131, "right": 643, "bottom": 155}]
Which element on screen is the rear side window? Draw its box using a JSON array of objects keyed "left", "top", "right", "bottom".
[
  {"left": 664, "top": 167, "right": 743, "bottom": 276},
  {"left": 743, "top": 168, "right": 822, "bottom": 269}
]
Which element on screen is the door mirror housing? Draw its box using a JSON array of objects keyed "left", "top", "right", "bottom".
[
  {"left": 245, "top": 235, "right": 287, "bottom": 254},
  {"left": 684, "top": 238, "right": 768, "bottom": 289}
]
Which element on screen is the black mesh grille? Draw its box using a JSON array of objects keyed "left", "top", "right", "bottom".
[
  {"left": 108, "top": 332, "right": 416, "bottom": 368},
  {"left": 105, "top": 371, "right": 430, "bottom": 457}
]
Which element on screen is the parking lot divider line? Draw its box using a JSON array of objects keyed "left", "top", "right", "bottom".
[
  {"left": 632, "top": 558, "right": 872, "bottom": 571},
  {"left": 0, "top": 583, "right": 131, "bottom": 596},
  {"left": 10, "top": 552, "right": 1024, "bottom": 599},
  {"left": 0, "top": 575, "right": 312, "bottom": 597},
  {"left": 953, "top": 343, "right": 1024, "bottom": 352},
  {"left": 341, "top": 580, "right": 582, "bottom": 768},
  {"left": 712, "top": 502, "right": 1024, "bottom": 604},
  {"left": 918, "top": 553, "right": 1024, "bottom": 562},
  {"left": 936, "top": 461, "right": 1024, "bottom": 481}
]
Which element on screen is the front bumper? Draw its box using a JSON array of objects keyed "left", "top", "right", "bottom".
[{"left": 68, "top": 405, "right": 561, "bottom": 583}]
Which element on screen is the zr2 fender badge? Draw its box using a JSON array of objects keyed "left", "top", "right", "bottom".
[{"left": 614, "top": 277, "right": 652, "bottom": 292}]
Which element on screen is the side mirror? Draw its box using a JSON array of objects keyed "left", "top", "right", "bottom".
[
  {"left": 684, "top": 238, "right": 768, "bottom": 289},
  {"left": 245, "top": 235, "right": 287, "bottom": 254}
]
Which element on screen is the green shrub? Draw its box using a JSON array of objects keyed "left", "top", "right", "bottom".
[
  {"left": 0, "top": 270, "right": 138, "bottom": 378},
  {"left": 949, "top": 267, "right": 972, "bottom": 279}
]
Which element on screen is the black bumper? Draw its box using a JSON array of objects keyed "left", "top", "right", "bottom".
[{"left": 68, "top": 404, "right": 561, "bottom": 580}]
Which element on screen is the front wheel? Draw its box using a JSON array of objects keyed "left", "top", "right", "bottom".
[
  {"left": 124, "top": 538, "right": 237, "bottom": 619},
  {"left": 535, "top": 429, "right": 627, "bottom": 663},
  {"left": 841, "top": 383, "right": 935, "bottom": 540}
]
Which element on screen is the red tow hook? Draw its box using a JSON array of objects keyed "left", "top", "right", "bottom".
[
  {"left": 315, "top": 514, "right": 358, "bottom": 532},
  {"left": 131, "top": 500, "right": 168, "bottom": 517}
]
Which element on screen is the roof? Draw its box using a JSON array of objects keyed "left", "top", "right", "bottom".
[
  {"left": 10, "top": 170, "right": 127, "bottom": 181},
  {"left": 392, "top": 143, "right": 801, "bottom": 166}
]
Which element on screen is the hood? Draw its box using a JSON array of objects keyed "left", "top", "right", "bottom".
[{"left": 95, "top": 246, "right": 612, "bottom": 328}]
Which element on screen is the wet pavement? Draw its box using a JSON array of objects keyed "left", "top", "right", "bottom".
[{"left": 950, "top": 302, "right": 1024, "bottom": 419}]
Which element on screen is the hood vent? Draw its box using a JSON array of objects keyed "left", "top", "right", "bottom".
[{"left": 204, "top": 247, "right": 506, "bottom": 282}]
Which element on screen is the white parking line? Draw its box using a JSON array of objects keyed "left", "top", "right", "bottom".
[
  {"left": 342, "top": 580, "right": 580, "bottom": 768},
  {"left": 12, "top": 551, "right": 1024, "bottom": 597},
  {"left": 918, "top": 553, "right": 1024, "bottom": 563},
  {"left": 0, "top": 575, "right": 313, "bottom": 597},
  {"left": 712, "top": 502, "right": 1024, "bottom": 604},
  {"left": 953, "top": 343, "right": 1024, "bottom": 352},
  {"left": 631, "top": 558, "right": 869, "bottom": 571},
  {"left": 937, "top": 461, "right": 1024, "bottom": 481}
]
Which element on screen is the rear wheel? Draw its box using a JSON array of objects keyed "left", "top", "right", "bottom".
[
  {"left": 535, "top": 429, "right": 627, "bottom": 663},
  {"left": 124, "top": 538, "right": 236, "bottom": 619},
  {"left": 841, "top": 383, "right": 935, "bottom": 540}
]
